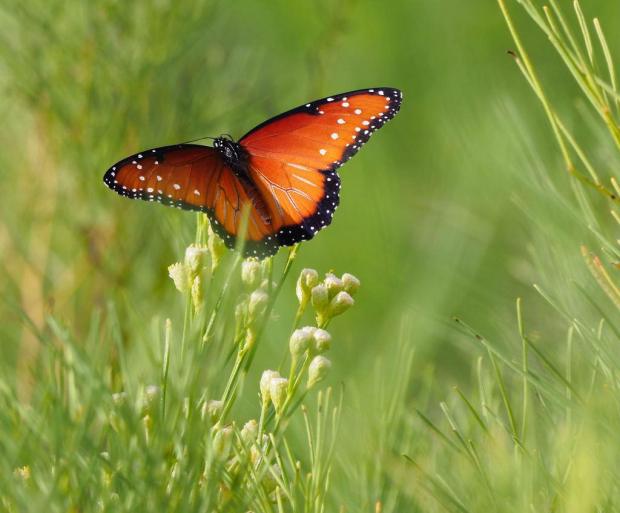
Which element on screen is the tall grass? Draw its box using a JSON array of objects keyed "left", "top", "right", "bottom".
[
  {"left": 1, "top": 209, "right": 363, "bottom": 511},
  {"left": 3, "top": 0, "right": 620, "bottom": 512},
  {"left": 396, "top": 1, "right": 620, "bottom": 511}
]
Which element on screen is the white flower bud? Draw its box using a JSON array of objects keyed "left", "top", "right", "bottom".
[
  {"left": 202, "top": 399, "right": 223, "bottom": 423},
  {"left": 235, "top": 296, "right": 248, "bottom": 323},
  {"left": 248, "top": 289, "right": 269, "bottom": 320},
  {"left": 243, "top": 328, "right": 257, "bottom": 351},
  {"left": 241, "top": 419, "right": 258, "bottom": 444},
  {"left": 212, "top": 425, "right": 233, "bottom": 461},
  {"left": 250, "top": 445, "right": 261, "bottom": 465},
  {"left": 207, "top": 223, "right": 227, "bottom": 271},
  {"left": 259, "top": 278, "right": 277, "bottom": 291},
  {"left": 341, "top": 273, "right": 360, "bottom": 295},
  {"left": 241, "top": 259, "right": 261, "bottom": 289},
  {"left": 311, "top": 284, "right": 329, "bottom": 311},
  {"left": 143, "top": 413, "right": 153, "bottom": 436},
  {"left": 168, "top": 262, "right": 189, "bottom": 292},
  {"left": 13, "top": 466, "right": 31, "bottom": 480},
  {"left": 269, "top": 377, "right": 289, "bottom": 412},
  {"left": 140, "top": 385, "right": 160, "bottom": 415},
  {"left": 324, "top": 272, "right": 344, "bottom": 298},
  {"left": 191, "top": 276, "right": 203, "bottom": 312},
  {"left": 312, "top": 328, "right": 332, "bottom": 353},
  {"left": 302, "top": 325, "right": 317, "bottom": 336},
  {"left": 260, "top": 370, "right": 281, "bottom": 403},
  {"left": 307, "top": 356, "right": 332, "bottom": 388},
  {"left": 296, "top": 268, "right": 319, "bottom": 306},
  {"left": 328, "top": 291, "right": 354, "bottom": 317},
  {"left": 184, "top": 244, "right": 209, "bottom": 275},
  {"left": 289, "top": 327, "right": 315, "bottom": 358},
  {"left": 112, "top": 392, "right": 127, "bottom": 405}
]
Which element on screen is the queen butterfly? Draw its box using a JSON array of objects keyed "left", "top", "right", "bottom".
[{"left": 103, "top": 87, "right": 402, "bottom": 258}]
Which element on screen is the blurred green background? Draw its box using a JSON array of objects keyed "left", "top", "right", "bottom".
[
  {"left": 1, "top": 0, "right": 615, "bottom": 375},
  {"left": 2, "top": 0, "right": 620, "bottom": 509}
]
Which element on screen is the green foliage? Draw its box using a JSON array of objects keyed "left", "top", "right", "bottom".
[
  {"left": 0, "top": 213, "right": 358, "bottom": 511},
  {"left": 3, "top": 0, "right": 620, "bottom": 511},
  {"left": 399, "top": 1, "right": 620, "bottom": 511}
]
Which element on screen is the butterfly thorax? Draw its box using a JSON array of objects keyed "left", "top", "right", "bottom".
[
  {"left": 214, "top": 135, "right": 271, "bottom": 225},
  {"left": 214, "top": 136, "right": 249, "bottom": 178}
]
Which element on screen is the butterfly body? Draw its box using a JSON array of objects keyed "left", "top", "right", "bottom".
[
  {"left": 213, "top": 136, "right": 249, "bottom": 177},
  {"left": 104, "top": 87, "right": 402, "bottom": 258}
]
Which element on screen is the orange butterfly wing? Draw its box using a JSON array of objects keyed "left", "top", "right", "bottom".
[
  {"left": 239, "top": 88, "right": 402, "bottom": 246},
  {"left": 103, "top": 144, "right": 279, "bottom": 256},
  {"left": 103, "top": 88, "right": 402, "bottom": 258}
]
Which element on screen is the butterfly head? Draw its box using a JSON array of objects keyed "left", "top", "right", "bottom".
[{"left": 214, "top": 135, "right": 248, "bottom": 172}]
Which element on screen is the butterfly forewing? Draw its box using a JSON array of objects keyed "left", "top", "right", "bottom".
[
  {"left": 240, "top": 88, "right": 401, "bottom": 165},
  {"left": 103, "top": 144, "right": 279, "bottom": 257},
  {"left": 104, "top": 144, "right": 215, "bottom": 202}
]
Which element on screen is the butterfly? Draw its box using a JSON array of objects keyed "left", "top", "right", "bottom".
[{"left": 103, "top": 87, "right": 402, "bottom": 258}]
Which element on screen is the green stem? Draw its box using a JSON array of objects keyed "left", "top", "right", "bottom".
[
  {"left": 180, "top": 291, "right": 191, "bottom": 362},
  {"left": 217, "top": 245, "right": 300, "bottom": 424},
  {"left": 242, "top": 245, "right": 300, "bottom": 373},
  {"left": 201, "top": 253, "right": 242, "bottom": 349},
  {"left": 257, "top": 399, "right": 269, "bottom": 440}
]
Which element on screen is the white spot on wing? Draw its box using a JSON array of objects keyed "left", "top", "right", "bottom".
[
  {"left": 173, "top": 183, "right": 181, "bottom": 190},
  {"left": 330, "top": 133, "right": 339, "bottom": 140},
  {"left": 292, "top": 173, "right": 319, "bottom": 188},
  {"left": 319, "top": 149, "right": 327, "bottom": 155},
  {"left": 288, "top": 162, "right": 313, "bottom": 172}
]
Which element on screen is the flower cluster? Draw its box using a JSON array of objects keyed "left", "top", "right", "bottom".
[
  {"left": 297, "top": 270, "right": 360, "bottom": 327},
  {"left": 168, "top": 244, "right": 209, "bottom": 313},
  {"left": 167, "top": 225, "right": 228, "bottom": 313},
  {"left": 289, "top": 327, "right": 333, "bottom": 388},
  {"left": 235, "top": 259, "right": 272, "bottom": 351},
  {"left": 260, "top": 369, "right": 288, "bottom": 414},
  {"left": 162, "top": 235, "right": 359, "bottom": 508},
  {"left": 256, "top": 268, "right": 361, "bottom": 425}
]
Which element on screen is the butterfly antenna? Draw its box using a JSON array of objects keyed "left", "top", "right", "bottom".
[{"left": 178, "top": 134, "right": 218, "bottom": 144}]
